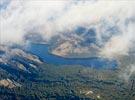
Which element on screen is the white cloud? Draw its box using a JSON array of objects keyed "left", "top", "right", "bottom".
[
  {"left": 0, "top": 0, "right": 69, "bottom": 44},
  {"left": 100, "top": 22, "right": 135, "bottom": 58},
  {"left": 120, "top": 64, "right": 135, "bottom": 81},
  {"left": 0, "top": 0, "right": 135, "bottom": 57}
]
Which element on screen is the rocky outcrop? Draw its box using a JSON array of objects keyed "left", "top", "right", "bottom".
[{"left": 0, "top": 79, "right": 21, "bottom": 88}]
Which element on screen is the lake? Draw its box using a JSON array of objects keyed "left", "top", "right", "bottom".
[{"left": 26, "top": 43, "right": 117, "bottom": 69}]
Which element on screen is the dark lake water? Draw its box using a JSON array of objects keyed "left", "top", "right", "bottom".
[{"left": 26, "top": 43, "right": 117, "bottom": 69}]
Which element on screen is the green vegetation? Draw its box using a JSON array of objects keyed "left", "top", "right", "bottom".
[{"left": 0, "top": 62, "right": 134, "bottom": 100}]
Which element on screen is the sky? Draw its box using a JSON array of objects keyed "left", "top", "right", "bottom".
[{"left": 0, "top": 0, "right": 135, "bottom": 80}]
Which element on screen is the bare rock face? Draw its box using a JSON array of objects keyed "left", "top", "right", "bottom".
[
  {"left": 0, "top": 45, "right": 42, "bottom": 73},
  {"left": 51, "top": 40, "right": 100, "bottom": 58},
  {"left": 52, "top": 41, "right": 73, "bottom": 57},
  {"left": 0, "top": 79, "right": 21, "bottom": 88},
  {"left": 50, "top": 27, "right": 100, "bottom": 58}
]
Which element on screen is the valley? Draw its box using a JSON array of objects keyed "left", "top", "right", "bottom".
[
  {"left": 1, "top": 0, "right": 135, "bottom": 100},
  {"left": 0, "top": 45, "right": 135, "bottom": 100}
]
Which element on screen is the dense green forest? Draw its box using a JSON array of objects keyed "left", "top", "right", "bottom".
[{"left": 0, "top": 62, "right": 135, "bottom": 100}]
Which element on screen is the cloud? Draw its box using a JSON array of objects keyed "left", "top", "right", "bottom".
[
  {"left": 0, "top": 1, "right": 135, "bottom": 57},
  {"left": 1, "top": 0, "right": 135, "bottom": 45},
  {"left": 99, "top": 22, "right": 135, "bottom": 58},
  {"left": 119, "top": 64, "right": 135, "bottom": 81},
  {"left": 0, "top": 0, "right": 69, "bottom": 44}
]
